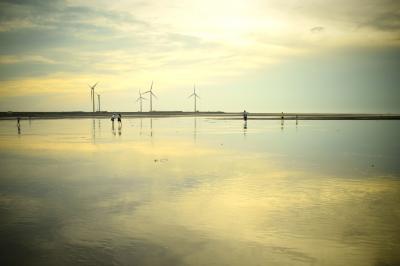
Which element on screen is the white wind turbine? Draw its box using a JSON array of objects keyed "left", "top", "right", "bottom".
[
  {"left": 188, "top": 84, "right": 200, "bottom": 112},
  {"left": 144, "top": 81, "right": 157, "bottom": 112},
  {"left": 136, "top": 89, "right": 146, "bottom": 112},
  {"left": 89, "top": 82, "right": 98, "bottom": 112}
]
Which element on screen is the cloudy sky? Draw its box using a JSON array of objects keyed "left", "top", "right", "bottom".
[{"left": 0, "top": 0, "right": 399, "bottom": 112}]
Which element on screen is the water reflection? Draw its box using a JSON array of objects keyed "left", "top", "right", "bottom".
[
  {"left": 193, "top": 117, "right": 197, "bottom": 143},
  {"left": 150, "top": 118, "right": 153, "bottom": 138},
  {"left": 111, "top": 116, "right": 116, "bottom": 136},
  {"left": 92, "top": 119, "right": 96, "bottom": 143},
  {"left": 16, "top": 118, "right": 21, "bottom": 135},
  {"left": 0, "top": 118, "right": 400, "bottom": 266},
  {"left": 118, "top": 123, "right": 122, "bottom": 136}
]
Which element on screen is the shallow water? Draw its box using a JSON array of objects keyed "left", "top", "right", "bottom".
[{"left": 0, "top": 117, "right": 400, "bottom": 266}]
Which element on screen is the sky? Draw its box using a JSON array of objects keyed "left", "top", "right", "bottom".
[{"left": 0, "top": 0, "right": 399, "bottom": 113}]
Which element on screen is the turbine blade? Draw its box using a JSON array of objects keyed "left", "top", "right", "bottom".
[
  {"left": 152, "top": 92, "right": 157, "bottom": 99},
  {"left": 188, "top": 93, "right": 194, "bottom": 98}
]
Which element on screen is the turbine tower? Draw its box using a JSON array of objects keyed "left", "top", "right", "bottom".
[
  {"left": 96, "top": 93, "right": 101, "bottom": 112},
  {"left": 144, "top": 81, "right": 157, "bottom": 112},
  {"left": 136, "top": 89, "right": 146, "bottom": 112},
  {"left": 89, "top": 82, "right": 98, "bottom": 112},
  {"left": 188, "top": 84, "right": 200, "bottom": 112}
]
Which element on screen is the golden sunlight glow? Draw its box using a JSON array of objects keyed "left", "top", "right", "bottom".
[{"left": 0, "top": 0, "right": 399, "bottom": 112}]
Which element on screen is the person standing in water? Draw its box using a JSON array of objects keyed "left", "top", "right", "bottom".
[
  {"left": 111, "top": 114, "right": 116, "bottom": 131},
  {"left": 243, "top": 110, "right": 248, "bottom": 121},
  {"left": 117, "top": 113, "right": 122, "bottom": 126}
]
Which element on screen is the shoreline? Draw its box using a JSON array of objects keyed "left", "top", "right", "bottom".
[{"left": 1, "top": 111, "right": 400, "bottom": 120}]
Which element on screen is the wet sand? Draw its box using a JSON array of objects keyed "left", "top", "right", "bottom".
[
  {"left": 1, "top": 118, "right": 400, "bottom": 266},
  {"left": 1, "top": 111, "right": 399, "bottom": 120}
]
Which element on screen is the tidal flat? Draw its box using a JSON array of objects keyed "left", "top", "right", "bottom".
[{"left": 0, "top": 118, "right": 399, "bottom": 266}]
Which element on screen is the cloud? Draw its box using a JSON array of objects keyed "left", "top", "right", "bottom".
[
  {"left": 310, "top": 26, "right": 324, "bottom": 33},
  {"left": 0, "top": 0, "right": 399, "bottom": 112},
  {"left": 0, "top": 0, "right": 147, "bottom": 30},
  {"left": 360, "top": 12, "right": 400, "bottom": 32},
  {"left": 0, "top": 55, "right": 55, "bottom": 64}
]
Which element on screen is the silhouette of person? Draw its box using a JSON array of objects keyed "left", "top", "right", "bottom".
[
  {"left": 111, "top": 114, "right": 115, "bottom": 125},
  {"left": 118, "top": 113, "right": 122, "bottom": 126},
  {"left": 243, "top": 110, "right": 248, "bottom": 121}
]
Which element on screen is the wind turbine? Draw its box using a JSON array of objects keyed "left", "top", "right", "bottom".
[
  {"left": 136, "top": 89, "right": 146, "bottom": 112},
  {"left": 96, "top": 93, "right": 101, "bottom": 112},
  {"left": 188, "top": 84, "right": 200, "bottom": 112},
  {"left": 89, "top": 82, "right": 98, "bottom": 112},
  {"left": 144, "top": 81, "right": 157, "bottom": 112}
]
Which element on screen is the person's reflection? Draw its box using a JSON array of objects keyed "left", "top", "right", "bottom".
[
  {"left": 17, "top": 119, "right": 21, "bottom": 135},
  {"left": 118, "top": 123, "right": 122, "bottom": 136},
  {"left": 281, "top": 117, "right": 284, "bottom": 130},
  {"left": 112, "top": 121, "right": 116, "bottom": 136},
  {"left": 243, "top": 121, "right": 247, "bottom": 136}
]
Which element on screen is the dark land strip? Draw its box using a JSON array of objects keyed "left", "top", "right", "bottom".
[{"left": 1, "top": 112, "right": 399, "bottom": 120}]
